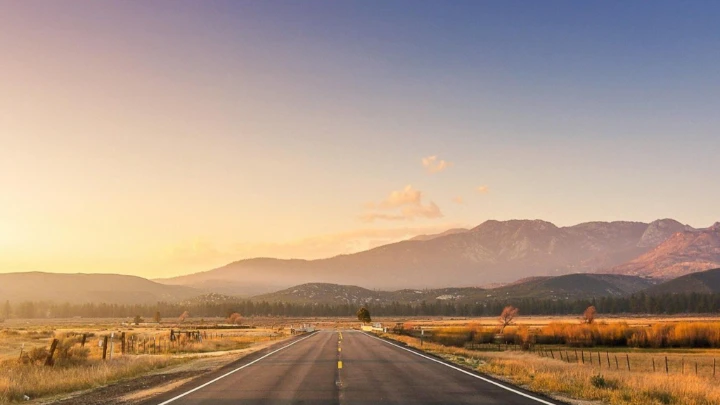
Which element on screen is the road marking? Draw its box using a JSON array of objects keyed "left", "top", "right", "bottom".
[
  {"left": 364, "top": 333, "right": 557, "bottom": 405},
  {"left": 156, "top": 333, "right": 317, "bottom": 405},
  {"left": 338, "top": 360, "right": 343, "bottom": 369}
]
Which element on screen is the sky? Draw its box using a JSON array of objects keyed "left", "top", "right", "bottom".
[{"left": 1, "top": 1, "right": 719, "bottom": 278}]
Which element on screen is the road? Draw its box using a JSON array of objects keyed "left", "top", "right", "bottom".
[{"left": 147, "top": 330, "right": 562, "bottom": 405}]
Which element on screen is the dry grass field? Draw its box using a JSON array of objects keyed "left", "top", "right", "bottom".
[
  {"left": 0, "top": 318, "right": 291, "bottom": 404},
  {"left": 375, "top": 314, "right": 720, "bottom": 405}
]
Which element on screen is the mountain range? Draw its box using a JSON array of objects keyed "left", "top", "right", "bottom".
[
  {"left": 157, "top": 218, "right": 720, "bottom": 295},
  {"left": 0, "top": 272, "right": 199, "bottom": 305},
  {"left": 3, "top": 218, "right": 719, "bottom": 304}
]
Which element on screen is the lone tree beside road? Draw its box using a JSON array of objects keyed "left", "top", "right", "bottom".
[
  {"left": 357, "top": 307, "right": 372, "bottom": 323},
  {"left": 499, "top": 305, "right": 518, "bottom": 333}
]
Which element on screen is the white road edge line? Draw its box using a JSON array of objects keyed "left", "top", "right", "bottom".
[
  {"left": 156, "top": 332, "right": 317, "bottom": 405},
  {"left": 364, "top": 332, "right": 557, "bottom": 405}
]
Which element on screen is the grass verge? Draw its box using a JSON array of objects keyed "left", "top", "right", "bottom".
[
  {"left": 380, "top": 333, "right": 720, "bottom": 405},
  {"left": 0, "top": 356, "right": 183, "bottom": 404}
]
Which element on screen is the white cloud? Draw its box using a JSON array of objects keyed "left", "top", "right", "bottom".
[
  {"left": 360, "top": 185, "right": 443, "bottom": 222},
  {"left": 400, "top": 201, "right": 442, "bottom": 219},
  {"left": 358, "top": 212, "right": 407, "bottom": 222},
  {"left": 422, "top": 155, "right": 452, "bottom": 173},
  {"left": 379, "top": 185, "right": 422, "bottom": 208}
]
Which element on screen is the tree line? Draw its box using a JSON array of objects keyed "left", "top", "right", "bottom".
[{"left": 2, "top": 291, "right": 720, "bottom": 320}]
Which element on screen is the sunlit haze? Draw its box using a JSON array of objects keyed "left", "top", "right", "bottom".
[{"left": 2, "top": 1, "right": 719, "bottom": 278}]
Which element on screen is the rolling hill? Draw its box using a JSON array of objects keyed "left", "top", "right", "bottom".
[
  {"left": 0, "top": 272, "right": 201, "bottom": 304},
  {"left": 251, "top": 273, "right": 654, "bottom": 306},
  {"left": 484, "top": 273, "right": 655, "bottom": 301},
  {"left": 645, "top": 268, "right": 720, "bottom": 295},
  {"left": 159, "top": 219, "right": 679, "bottom": 295},
  {"left": 252, "top": 283, "right": 383, "bottom": 305}
]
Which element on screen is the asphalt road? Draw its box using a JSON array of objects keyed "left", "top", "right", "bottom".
[{"left": 148, "top": 331, "right": 563, "bottom": 405}]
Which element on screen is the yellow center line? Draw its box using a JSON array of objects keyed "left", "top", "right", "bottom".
[{"left": 338, "top": 360, "right": 343, "bottom": 369}]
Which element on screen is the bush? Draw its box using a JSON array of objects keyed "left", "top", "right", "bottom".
[
  {"left": 590, "top": 374, "right": 618, "bottom": 389},
  {"left": 55, "top": 338, "right": 90, "bottom": 366},
  {"left": 20, "top": 346, "right": 49, "bottom": 365}
]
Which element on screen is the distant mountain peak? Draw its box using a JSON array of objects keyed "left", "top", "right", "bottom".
[
  {"left": 611, "top": 225, "right": 720, "bottom": 278},
  {"left": 471, "top": 219, "right": 558, "bottom": 232},
  {"left": 409, "top": 228, "right": 469, "bottom": 242},
  {"left": 637, "top": 218, "right": 694, "bottom": 248}
]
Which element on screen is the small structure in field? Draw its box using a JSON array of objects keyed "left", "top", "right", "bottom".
[
  {"left": 361, "top": 322, "right": 385, "bottom": 332},
  {"left": 290, "top": 324, "right": 315, "bottom": 334}
]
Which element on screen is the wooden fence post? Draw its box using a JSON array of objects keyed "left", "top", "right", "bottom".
[
  {"left": 626, "top": 354, "right": 630, "bottom": 371},
  {"left": 581, "top": 351, "right": 585, "bottom": 364},
  {"left": 102, "top": 336, "right": 109, "bottom": 361},
  {"left": 121, "top": 332, "right": 126, "bottom": 355},
  {"left": 652, "top": 358, "right": 655, "bottom": 372},
  {"left": 45, "top": 339, "right": 59, "bottom": 366},
  {"left": 682, "top": 358, "right": 685, "bottom": 375},
  {"left": 696, "top": 362, "right": 698, "bottom": 375},
  {"left": 714, "top": 359, "right": 716, "bottom": 377},
  {"left": 615, "top": 355, "right": 619, "bottom": 370},
  {"left": 598, "top": 352, "right": 601, "bottom": 369},
  {"left": 606, "top": 352, "right": 610, "bottom": 367},
  {"left": 81, "top": 334, "right": 87, "bottom": 347},
  {"left": 665, "top": 356, "right": 669, "bottom": 374}
]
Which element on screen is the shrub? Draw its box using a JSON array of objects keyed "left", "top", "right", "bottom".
[
  {"left": 20, "top": 346, "right": 49, "bottom": 365},
  {"left": 55, "top": 338, "right": 90, "bottom": 366},
  {"left": 590, "top": 374, "right": 617, "bottom": 389}
]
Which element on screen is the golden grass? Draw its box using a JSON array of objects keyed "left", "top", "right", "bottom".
[
  {"left": 382, "top": 333, "right": 720, "bottom": 405},
  {"left": 0, "top": 356, "right": 181, "bottom": 404},
  {"left": 0, "top": 326, "right": 286, "bottom": 361},
  {"left": 0, "top": 323, "right": 289, "bottom": 403}
]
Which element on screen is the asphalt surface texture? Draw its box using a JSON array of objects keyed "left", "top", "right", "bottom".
[{"left": 145, "top": 330, "right": 564, "bottom": 405}]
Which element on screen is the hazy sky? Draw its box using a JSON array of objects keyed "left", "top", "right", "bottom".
[{"left": 2, "top": 1, "right": 719, "bottom": 278}]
